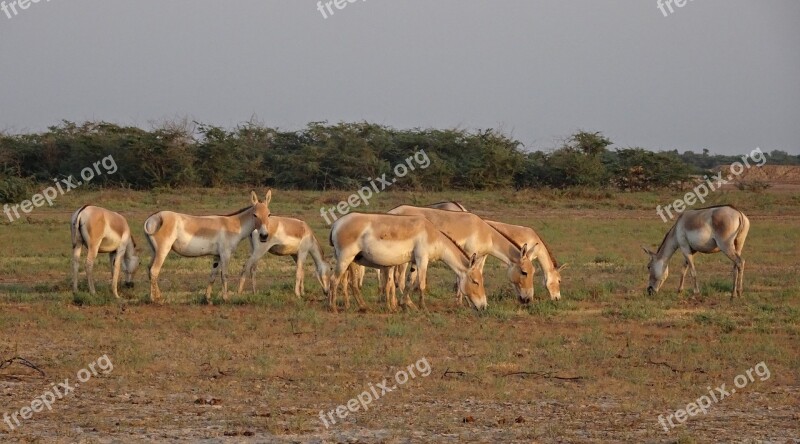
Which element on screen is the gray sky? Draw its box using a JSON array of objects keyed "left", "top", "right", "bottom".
[{"left": 1, "top": 1, "right": 798, "bottom": 155}]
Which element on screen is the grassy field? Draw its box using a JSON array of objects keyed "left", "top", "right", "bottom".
[{"left": 0, "top": 187, "right": 798, "bottom": 442}]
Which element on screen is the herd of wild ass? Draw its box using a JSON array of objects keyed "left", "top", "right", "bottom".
[{"left": 70, "top": 190, "right": 751, "bottom": 311}]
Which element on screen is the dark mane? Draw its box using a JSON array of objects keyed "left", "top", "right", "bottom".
[
  {"left": 438, "top": 231, "right": 471, "bottom": 260},
  {"left": 220, "top": 206, "right": 252, "bottom": 217},
  {"left": 429, "top": 201, "right": 468, "bottom": 211},
  {"left": 696, "top": 204, "right": 738, "bottom": 211},
  {"left": 656, "top": 224, "right": 677, "bottom": 255},
  {"left": 536, "top": 235, "right": 560, "bottom": 268},
  {"left": 487, "top": 223, "right": 523, "bottom": 249}
]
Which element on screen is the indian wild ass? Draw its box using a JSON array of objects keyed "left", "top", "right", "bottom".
[
  {"left": 237, "top": 216, "right": 331, "bottom": 297},
  {"left": 387, "top": 205, "right": 536, "bottom": 305},
  {"left": 484, "top": 221, "right": 564, "bottom": 301},
  {"left": 144, "top": 190, "right": 272, "bottom": 303},
  {"left": 329, "top": 212, "right": 487, "bottom": 312},
  {"left": 643, "top": 205, "right": 750, "bottom": 299},
  {"left": 71, "top": 205, "right": 140, "bottom": 298},
  {"left": 427, "top": 201, "right": 565, "bottom": 300}
]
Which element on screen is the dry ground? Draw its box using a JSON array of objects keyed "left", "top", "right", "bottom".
[{"left": 1, "top": 187, "right": 799, "bottom": 443}]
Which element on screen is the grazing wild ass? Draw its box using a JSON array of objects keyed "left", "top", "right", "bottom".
[
  {"left": 329, "top": 212, "right": 487, "bottom": 312},
  {"left": 387, "top": 205, "right": 536, "bottom": 305},
  {"left": 71, "top": 205, "right": 139, "bottom": 299},
  {"left": 643, "top": 205, "right": 750, "bottom": 299},
  {"left": 144, "top": 190, "right": 272, "bottom": 304},
  {"left": 485, "top": 221, "right": 564, "bottom": 301},
  {"left": 237, "top": 216, "right": 331, "bottom": 297},
  {"left": 427, "top": 201, "right": 565, "bottom": 301}
]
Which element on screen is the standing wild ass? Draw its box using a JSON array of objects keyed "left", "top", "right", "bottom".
[
  {"left": 71, "top": 205, "right": 139, "bottom": 298},
  {"left": 427, "top": 201, "right": 565, "bottom": 301},
  {"left": 237, "top": 216, "right": 331, "bottom": 297},
  {"left": 144, "top": 190, "right": 272, "bottom": 304},
  {"left": 329, "top": 212, "right": 487, "bottom": 312},
  {"left": 643, "top": 205, "right": 750, "bottom": 299},
  {"left": 387, "top": 205, "right": 536, "bottom": 305}
]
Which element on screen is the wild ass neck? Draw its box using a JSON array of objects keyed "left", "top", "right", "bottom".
[
  {"left": 435, "top": 233, "right": 470, "bottom": 274},
  {"left": 487, "top": 227, "right": 522, "bottom": 265},
  {"left": 656, "top": 226, "right": 680, "bottom": 261}
]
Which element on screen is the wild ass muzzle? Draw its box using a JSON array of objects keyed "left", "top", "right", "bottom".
[
  {"left": 143, "top": 190, "right": 272, "bottom": 304},
  {"left": 71, "top": 205, "right": 139, "bottom": 299},
  {"left": 643, "top": 205, "right": 750, "bottom": 299}
]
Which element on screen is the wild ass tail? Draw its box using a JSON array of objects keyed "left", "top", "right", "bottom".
[
  {"left": 143, "top": 213, "right": 163, "bottom": 236},
  {"left": 143, "top": 212, "right": 164, "bottom": 256},
  {"left": 71, "top": 204, "right": 90, "bottom": 249},
  {"left": 734, "top": 209, "right": 750, "bottom": 253}
]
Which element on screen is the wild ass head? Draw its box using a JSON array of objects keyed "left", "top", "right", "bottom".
[
  {"left": 642, "top": 246, "right": 668, "bottom": 295},
  {"left": 117, "top": 239, "right": 140, "bottom": 288},
  {"left": 506, "top": 243, "right": 537, "bottom": 303},
  {"left": 249, "top": 190, "right": 272, "bottom": 243},
  {"left": 545, "top": 263, "right": 567, "bottom": 301},
  {"left": 460, "top": 253, "right": 487, "bottom": 311}
]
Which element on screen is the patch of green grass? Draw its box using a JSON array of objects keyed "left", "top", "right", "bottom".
[
  {"left": 602, "top": 300, "right": 662, "bottom": 321},
  {"left": 385, "top": 318, "right": 408, "bottom": 338},
  {"left": 694, "top": 311, "right": 736, "bottom": 333},
  {"left": 72, "top": 291, "right": 114, "bottom": 306}
]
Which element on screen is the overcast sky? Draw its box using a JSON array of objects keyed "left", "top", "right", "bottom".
[{"left": 0, "top": 1, "right": 798, "bottom": 155}]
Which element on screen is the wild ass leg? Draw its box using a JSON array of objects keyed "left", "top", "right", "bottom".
[
  {"left": 237, "top": 256, "right": 259, "bottom": 295},
  {"left": 720, "top": 246, "right": 745, "bottom": 299},
  {"left": 330, "top": 256, "right": 355, "bottom": 313},
  {"left": 110, "top": 249, "right": 123, "bottom": 299},
  {"left": 685, "top": 254, "right": 700, "bottom": 295},
  {"left": 678, "top": 255, "right": 691, "bottom": 294},
  {"left": 349, "top": 267, "right": 369, "bottom": 312},
  {"left": 238, "top": 238, "right": 273, "bottom": 295},
  {"left": 376, "top": 268, "right": 385, "bottom": 303},
  {"left": 379, "top": 266, "right": 398, "bottom": 312},
  {"left": 72, "top": 243, "right": 82, "bottom": 293},
  {"left": 219, "top": 252, "right": 232, "bottom": 302},
  {"left": 737, "top": 259, "right": 745, "bottom": 298},
  {"left": 293, "top": 253, "right": 305, "bottom": 297},
  {"left": 399, "top": 263, "right": 419, "bottom": 310},
  {"left": 205, "top": 255, "right": 221, "bottom": 304},
  {"left": 148, "top": 244, "right": 171, "bottom": 303},
  {"left": 394, "top": 264, "right": 406, "bottom": 295},
  {"left": 414, "top": 257, "right": 430, "bottom": 310},
  {"left": 341, "top": 265, "right": 351, "bottom": 310},
  {"left": 85, "top": 242, "right": 101, "bottom": 295}
]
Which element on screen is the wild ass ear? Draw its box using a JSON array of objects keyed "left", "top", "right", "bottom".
[
  {"left": 557, "top": 263, "right": 568, "bottom": 272},
  {"left": 521, "top": 242, "right": 538, "bottom": 261},
  {"left": 641, "top": 245, "right": 655, "bottom": 256},
  {"left": 469, "top": 253, "right": 478, "bottom": 268},
  {"left": 250, "top": 190, "right": 259, "bottom": 205},
  {"left": 264, "top": 189, "right": 272, "bottom": 206}
]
